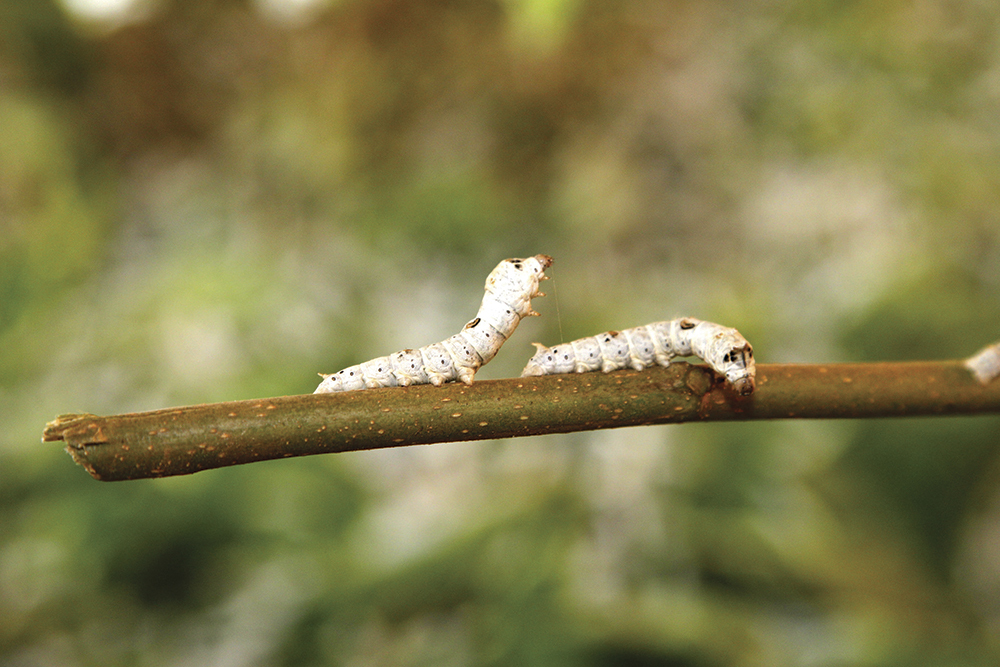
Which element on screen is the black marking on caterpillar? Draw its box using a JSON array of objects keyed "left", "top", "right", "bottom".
[
  {"left": 521, "top": 317, "right": 756, "bottom": 396},
  {"left": 315, "top": 255, "right": 553, "bottom": 393},
  {"left": 966, "top": 341, "right": 1000, "bottom": 384}
]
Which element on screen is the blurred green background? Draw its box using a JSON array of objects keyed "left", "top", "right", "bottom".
[{"left": 4, "top": 0, "right": 1000, "bottom": 664}]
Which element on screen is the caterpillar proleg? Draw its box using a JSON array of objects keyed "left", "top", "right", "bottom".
[
  {"left": 314, "top": 255, "right": 553, "bottom": 393},
  {"left": 965, "top": 341, "right": 1000, "bottom": 384},
  {"left": 521, "top": 317, "right": 756, "bottom": 395}
]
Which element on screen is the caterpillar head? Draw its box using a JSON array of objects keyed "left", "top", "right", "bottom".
[
  {"left": 516, "top": 255, "right": 553, "bottom": 280},
  {"left": 484, "top": 255, "right": 554, "bottom": 318},
  {"left": 721, "top": 344, "right": 756, "bottom": 396},
  {"left": 488, "top": 255, "right": 553, "bottom": 291}
]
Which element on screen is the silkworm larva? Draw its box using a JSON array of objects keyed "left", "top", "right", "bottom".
[
  {"left": 521, "top": 317, "right": 756, "bottom": 396},
  {"left": 315, "top": 255, "right": 553, "bottom": 393}
]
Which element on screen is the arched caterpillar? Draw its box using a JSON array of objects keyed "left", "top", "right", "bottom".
[
  {"left": 521, "top": 317, "right": 756, "bottom": 396},
  {"left": 315, "top": 255, "right": 553, "bottom": 393}
]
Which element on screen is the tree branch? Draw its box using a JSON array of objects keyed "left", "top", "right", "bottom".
[{"left": 42, "top": 360, "right": 1000, "bottom": 482}]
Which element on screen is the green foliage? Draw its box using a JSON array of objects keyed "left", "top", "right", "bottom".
[{"left": 4, "top": 0, "right": 1000, "bottom": 665}]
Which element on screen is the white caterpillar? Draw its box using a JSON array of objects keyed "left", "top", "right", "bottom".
[
  {"left": 966, "top": 341, "right": 1000, "bottom": 384},
  {"left": 315, "top": 255, "right": 553, "bottom": 393},
  {"left": 521, "top": 317, "right": 756, "bottom": 396}
]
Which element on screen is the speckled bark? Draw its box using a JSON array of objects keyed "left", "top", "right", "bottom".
[{"left": 42, "top": 361, "right": 1000, "bottom": 481}]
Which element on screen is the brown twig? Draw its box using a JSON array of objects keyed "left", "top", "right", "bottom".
[{"left": 42, "top": 360, "right": 1000, "bottom": 482}]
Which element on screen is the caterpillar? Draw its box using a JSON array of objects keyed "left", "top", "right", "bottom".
[
  {"left": 966, "top": 341, "right": 1000, "bottom": 384},
  {"left": 521, "top": 317, "right": 756, "bottom": 396},
  {"left": 314, "top": 255, "right": 553, "bottom": 393}
]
